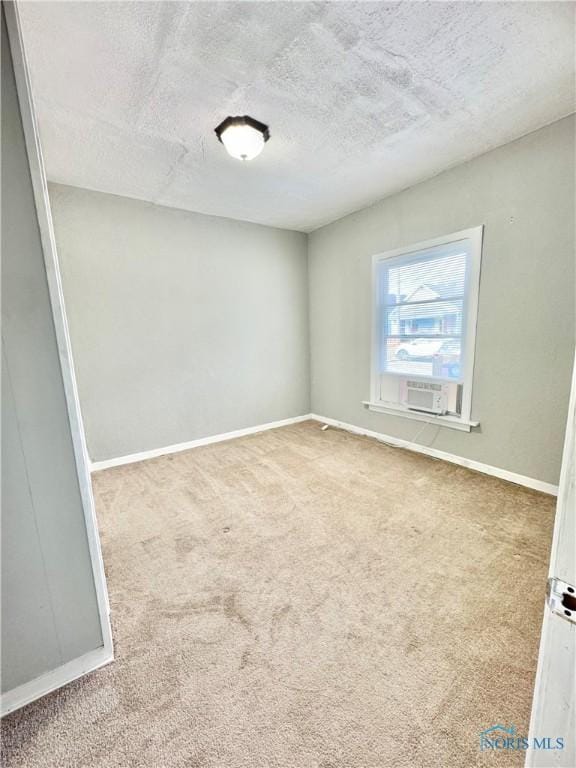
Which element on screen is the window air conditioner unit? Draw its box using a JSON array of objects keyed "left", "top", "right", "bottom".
[{"left": 401, "top": 380, "right": 449, "bottom": 415}]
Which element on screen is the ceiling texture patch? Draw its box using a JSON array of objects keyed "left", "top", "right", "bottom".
[{"left": 19, "top": 1, "right": 576, "bottom": 231}]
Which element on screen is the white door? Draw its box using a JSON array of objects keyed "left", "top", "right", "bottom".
[{"left": 526, "top": 354, "right": 576, "bottom": 767}]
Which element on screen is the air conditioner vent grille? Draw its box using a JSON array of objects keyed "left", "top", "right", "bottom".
[
  {"left": 406, "top": 381, "right": 442, "bottom": 392},
  {"left": 402, "top": 378, "right": 449, "bottom": 414}
]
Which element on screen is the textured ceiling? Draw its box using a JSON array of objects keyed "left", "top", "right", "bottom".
[{"left": 19, "top": 1, "right": 575, "bottom": 232}]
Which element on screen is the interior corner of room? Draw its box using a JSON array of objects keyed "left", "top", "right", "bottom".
[
  {"left": 1, "top": 1, "right": 575, "bottom": 767},
  {"left": 47, "top": 113, "right": 574, "bottom": 492}
]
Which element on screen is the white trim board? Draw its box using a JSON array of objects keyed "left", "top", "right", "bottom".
[
  {"left": 0, "top": 645, "right": 113, "bottom": 718},
  {"left": 363, "top": 400, "right": 479, "bottom": 432},
  {"left": 91, "top": 411, "right": 557, "bottom": 496},
  {"left": 309, "top": 414, "right": 558, "bottom": 496},
  {"left": 90, "top": 414, "right": 312, "bottom": 471}
]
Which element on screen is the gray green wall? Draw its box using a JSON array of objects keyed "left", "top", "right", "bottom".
[
  {"left": 1, "top": 11, "right": 103, "bottom": 694},
  {"left": 48, "top": 184, "right": 310, "bottom": 461},
  {"left": 308, "top": 116, "right": 575, "bottom": 486},
  {"left": 49, "top": 117, "right": 574, "bottom": 485}
]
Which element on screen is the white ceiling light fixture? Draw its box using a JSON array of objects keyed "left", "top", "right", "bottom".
[{"left": 215, "top": 115, "right": 270, "bottom": 161}]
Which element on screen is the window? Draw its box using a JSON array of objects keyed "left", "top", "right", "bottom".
[{"left": 369, "top": 227, "right": 483, "bottom": 431}]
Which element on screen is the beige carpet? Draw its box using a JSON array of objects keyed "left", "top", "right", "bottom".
[{"left": 2, "top": 421, "right": 555, "bottom": 767}]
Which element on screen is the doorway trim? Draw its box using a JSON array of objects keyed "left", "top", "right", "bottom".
[{"left": 2, "top": 0, "right": 113, "bottom": 716}]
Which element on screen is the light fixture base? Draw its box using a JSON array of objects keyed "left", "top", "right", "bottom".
[{"left": 215, "top": 115, "right": 270, "bottom": 143}]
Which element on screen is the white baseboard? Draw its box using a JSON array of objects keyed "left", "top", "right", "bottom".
[
  {"left": 90, "top": 411, "right": 558, "bottom": 496},
  {"left": 309, "top": 413, "right": 558, "bottom": 496},
  {"left": 90, "top": 414, "right": 313, "bottom": 472},
  {"left": 1, "top": 645, "right": 113, "bottom": 717}
]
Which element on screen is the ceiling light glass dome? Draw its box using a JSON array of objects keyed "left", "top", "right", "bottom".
[{"left": 215, "top": 115, "right": 270, "bottom": 161}]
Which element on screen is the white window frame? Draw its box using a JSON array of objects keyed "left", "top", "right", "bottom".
[{"left": 366, "top": 226, "right": 484, "bottom": 432}]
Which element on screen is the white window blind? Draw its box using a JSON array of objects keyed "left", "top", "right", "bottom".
[{"left": 376, "top": 241, "right": 470, "bottom": 382}]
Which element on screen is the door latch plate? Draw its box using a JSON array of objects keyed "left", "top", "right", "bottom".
[{"left": 547, "top": 577, "right": 576, "bottom": 624}]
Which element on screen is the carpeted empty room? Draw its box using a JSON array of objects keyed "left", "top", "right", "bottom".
[
  {"left": 2, "top": 423, "right": 556, "bottom": 767},
  {"left": 2, "top": 1, "right": 575, "bottom": 766}
]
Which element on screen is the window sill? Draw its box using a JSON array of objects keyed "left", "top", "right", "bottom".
[{"left": 362, "top": 401, "right": 479, "bottom": 432}]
